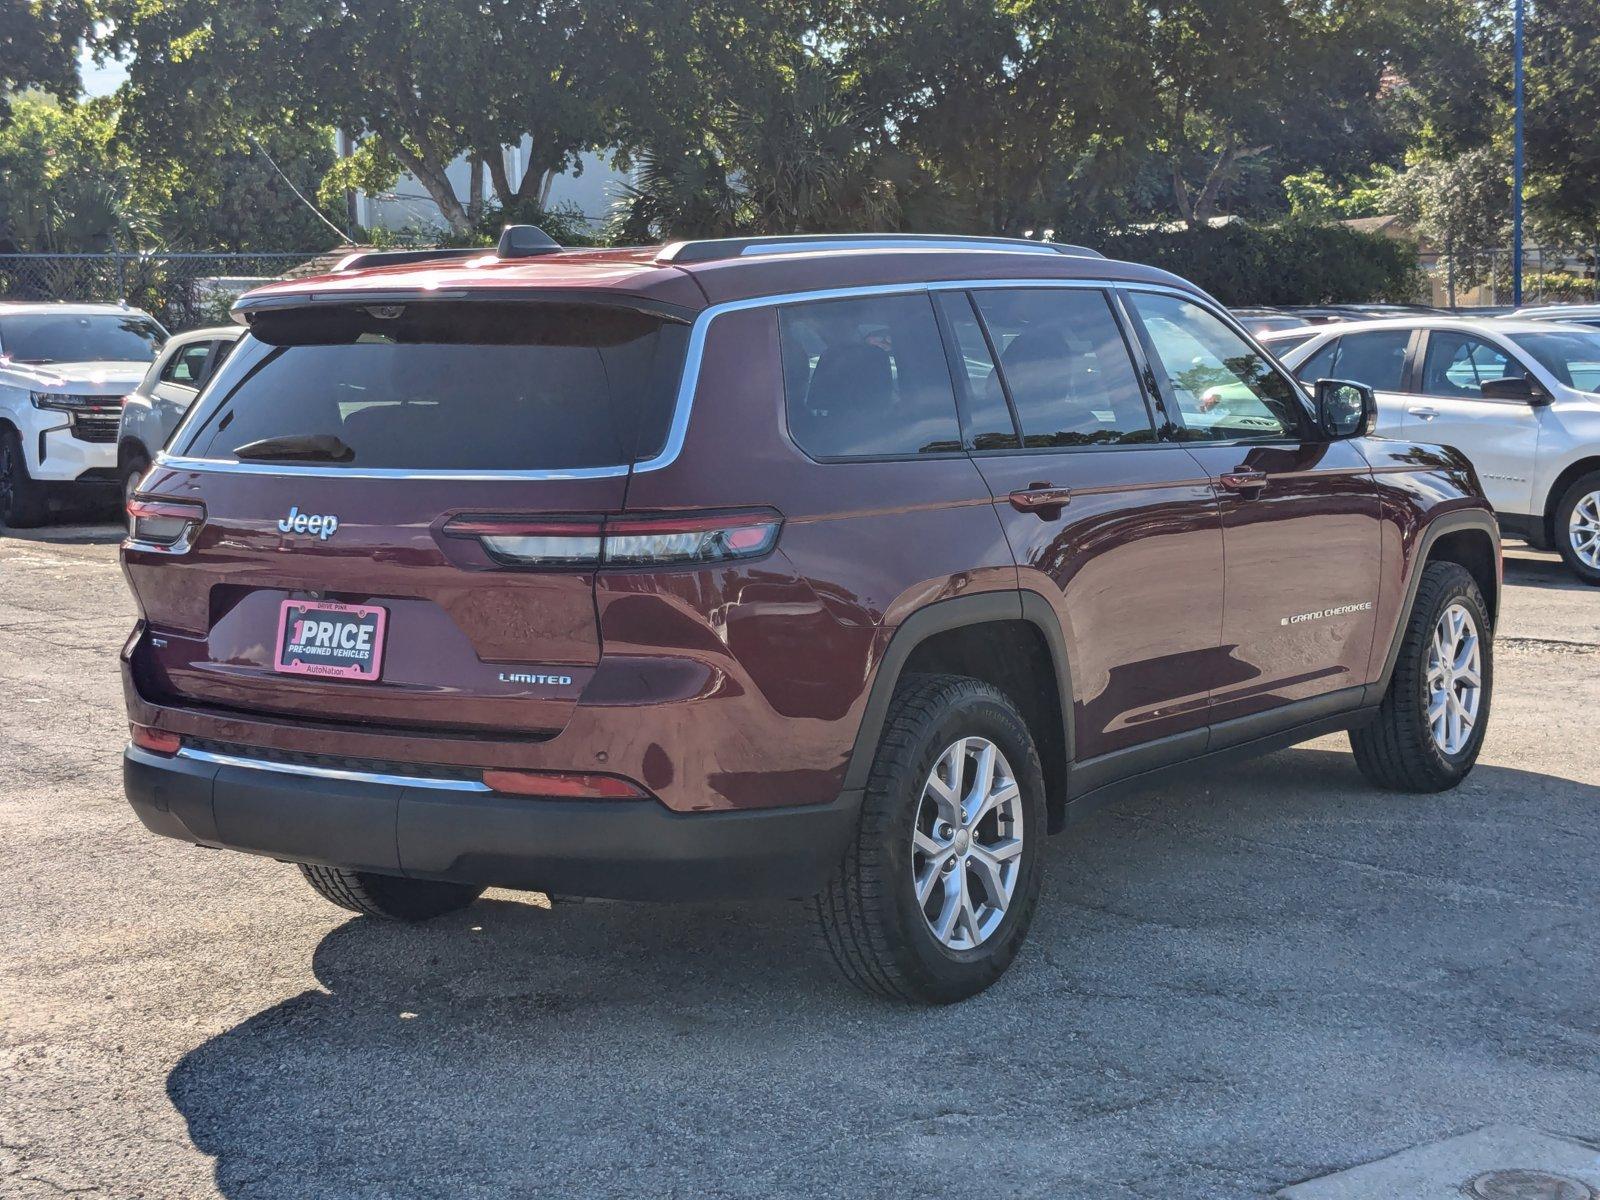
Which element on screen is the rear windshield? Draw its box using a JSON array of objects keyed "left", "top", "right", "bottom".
[
  {"left": 0, "top": 312, "right": 166, "bottom": 364},
  {"left": 175, "top": 301, "right": 690, "bottom": 471}
]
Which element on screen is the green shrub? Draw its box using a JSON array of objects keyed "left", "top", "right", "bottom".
[{"left": 1099, "top": 221, "right": 1424, "bottom": 305}]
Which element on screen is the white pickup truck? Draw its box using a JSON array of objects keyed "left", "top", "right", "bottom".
[{"left": 0, "top": 302, "right": 167, "bottom": 527}]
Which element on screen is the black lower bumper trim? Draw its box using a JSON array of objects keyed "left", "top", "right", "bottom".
[{"left": 124, "top": 747, "right": 860, "bottom": 902}]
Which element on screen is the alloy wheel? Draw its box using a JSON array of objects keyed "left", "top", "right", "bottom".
[
  {"left": 1569, "top": 489, "right": 1600, "bottom": 569},
  {"left": 1427, "top": 603, "right": 1482, "bottom": 755},
  {"left": 911, "top": 736, "right": 1024, "bottom": 951}
]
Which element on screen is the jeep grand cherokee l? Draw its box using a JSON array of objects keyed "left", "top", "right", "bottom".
[{"left": 120, "top": 230, "right": 1500, "bottom": 1003}]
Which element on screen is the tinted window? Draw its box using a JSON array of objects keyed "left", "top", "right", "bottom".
[
  {"left": 933, "top": 292, "right": 1018, "bottom": 450},
  {"left": 1510, "top": 331, "right": 1600, "bottom": 392},
  {"left": 778, "top": 293, "right": 961, "bottom": 458},
  {"left": 160, "top": 342, "right": 214, "bottom": 386},
  {"left": 1421, "top": 332, "right": 1516, "bottom": 398},
  {"left": 1128, "top": 292, "right": 1303, "bottom": 440},
  {"left": 178, "top": 302, "right": 689, "bottom": 471},
  {"left": 0, "top": 312, "right": 165, "bottom": 364},
  {"left": 1294, "top": 337, "right": 1339, "bottom": 381},
  {"left": 971, "top": 288, "right": 1153, "bottom": 447},
  {"left": 1330, "top": 330, "right": 1410, "bottom": 391}
]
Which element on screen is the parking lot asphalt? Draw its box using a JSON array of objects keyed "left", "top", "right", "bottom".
[{"left": 1, "top": 526, "right": 1597, "bottom": 1200}]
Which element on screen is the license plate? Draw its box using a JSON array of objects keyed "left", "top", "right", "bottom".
[{"left": 274, "top": 600, "right": 387, "bottom": 680}]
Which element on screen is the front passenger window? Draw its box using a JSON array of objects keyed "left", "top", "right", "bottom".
[
  {"left": 1329, "top": 330, "right": 1410, "bottom": 392},
  {"left": 1421, "top": 332, "right": 1517, "bottom": 398},
  {"left": 1126, "top": 292, "right": 1303, "bottom": 441}
]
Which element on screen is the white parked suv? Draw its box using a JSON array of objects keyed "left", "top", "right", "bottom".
[
  {"left": 1278, "top": 317, "right": 1600, "bottom": 582},
  {"left": 116, "top": 325, "right": 240, "bottom": 508},
  {"left": 0, "top": 302, "right": 168, "bottom": 527}
]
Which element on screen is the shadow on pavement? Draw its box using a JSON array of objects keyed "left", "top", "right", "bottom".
[{"left": 165, "top": 748, "right": 1600, "bottom": 1199}]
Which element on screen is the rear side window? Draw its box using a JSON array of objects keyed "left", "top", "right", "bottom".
[
  {"left": 160, "top": 342, "right": 213, "bottom": 386},
  {"left": 971, "top": 288, "right": 1154, "bottom": 447},
  {"left": 177, "top": 303, "right": 689, "bottom": 471},
  {"left": 1329, "top": 330, "right": 1410, "bottom": 392},
  {"left": 778, "top": 293, "right": 961, "bottom": 458}
]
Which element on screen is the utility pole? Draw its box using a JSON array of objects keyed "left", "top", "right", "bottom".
[{"left": 1512, "top": 0, "right": 1526, "bottom": 307}]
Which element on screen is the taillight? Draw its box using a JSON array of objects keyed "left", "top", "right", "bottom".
[
  {"left": 126, "top": 497, "right": 205, "bottom": 551},
  {"left": 130, "top": 723, "right": 181, "bottom": 755},
  {"left": 444, "top": 510, "right": 782, "bottom": 568},
  {"left": 482, "top": 769, "right": 647, "bottom": 798}
]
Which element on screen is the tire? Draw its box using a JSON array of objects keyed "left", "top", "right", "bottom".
[
  {"left": 0, "top": 425, "right": 49, "bottom": 529},
  {"left": 1553, "top": 470, "right": 1600, "bottom": 586},
  {"left": 297, "top": 863, "right": 483, "bottom": 921},
  {"left": 120, "top": 451, "right": 150, "bottom": 516},
  {"left": 1351, "top": 561, "right": 1492, "bottom": 792},
  {"left": 813, "top": 673, "right": 1047, "bottom": 1004}
]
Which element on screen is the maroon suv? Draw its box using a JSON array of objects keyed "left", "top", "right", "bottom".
[{"left": 121, "top": 230, "right": 1499, "bottom": 1002}]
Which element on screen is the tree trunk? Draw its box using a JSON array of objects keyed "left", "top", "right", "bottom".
[
  {"left": 486, "top": 150, "right": 514, "bottom": 206},
  {"left": 467, "top": 152, "right": 484, "bottom": 225},
  {"left": 389, "top": 140, "right": 471, "bottom": 234}
]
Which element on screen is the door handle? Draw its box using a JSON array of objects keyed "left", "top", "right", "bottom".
[
  {"left": 1008, "top": 484, "right": 1072, "bottom": 514},
  {"left": 1408, "top": 405, "right": 1438, "bottom": 420},
  {"left": 1219, "top": 469, "right": 1268, "bottom": 494}
]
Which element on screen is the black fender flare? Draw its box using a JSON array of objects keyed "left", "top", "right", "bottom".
[
  {"left": 1369, "top": 507, "right": 1500, "bottom": 700},
  {"left": 840, "top": 590, "right": 1074, "bottom": 792}
]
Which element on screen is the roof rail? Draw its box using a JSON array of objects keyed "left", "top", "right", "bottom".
[
  {"left": 331, "top": 226, "right": 562, "bottom": 272},
  {"left": 332, "top": 247, "right": 489, "bottom": 272},
  {"left": 655, "top": 233, "right": 1103, "bottom": 264}
]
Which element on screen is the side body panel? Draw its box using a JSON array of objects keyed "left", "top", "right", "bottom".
[
  {"left": 971, "top": 448, "right": 1224, "bottom": 760},
  {"left": 1180, "top": 440, "right": 1382, "bottom": 723}
]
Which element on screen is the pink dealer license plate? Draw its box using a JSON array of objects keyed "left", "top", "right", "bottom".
[{"left": 274, "top": 600, "right": 388, "bottom": 680}]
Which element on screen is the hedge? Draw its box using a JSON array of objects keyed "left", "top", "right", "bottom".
[{"left": 1099, "top": 221, "right": 1424, "bottom": 306}]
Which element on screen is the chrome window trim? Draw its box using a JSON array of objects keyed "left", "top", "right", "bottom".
[
  {"left": 152, "top": 276, "right": 1222, "bottom": 481},
  {"left": 175, "top": 746, "right": 492, "bottom": 792}
]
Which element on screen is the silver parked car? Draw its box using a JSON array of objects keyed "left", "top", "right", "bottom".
[
  {"left": 1507, "top": 303, "right": 1600, "bottom": 331},
  {"left": 1278, "top": 316, "right": 1600, "bottom": 582},
  {"left": 117, "top": 325, "right": 242, "bottom": 505}
]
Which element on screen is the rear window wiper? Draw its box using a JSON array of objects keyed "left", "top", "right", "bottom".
[{"left": 232, "top": 433, "right": 355, "bottom": 463}]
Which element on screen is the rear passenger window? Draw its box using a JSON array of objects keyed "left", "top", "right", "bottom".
[
  {"left": 970, "top": 288, "right": 1154, "bottom": 447},
  {"left": 778, "top": 293, "right": 962, "bottom": 458},
  {"left": 1329, "top": 330, "right": 1410, "bottom": 392}
]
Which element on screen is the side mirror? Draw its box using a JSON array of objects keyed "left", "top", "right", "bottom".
[
  {"left": 1480, "top": 374, "right": 1550, "bottom": 403},
  {"left": 1314, "top": 378, "right": 1376, "bottom": 440}
]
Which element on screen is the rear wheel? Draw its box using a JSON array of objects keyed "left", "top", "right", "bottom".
[
  {"left": 814, "top": 674, "right": 1046, "bottom": 1004},
  {"left": 0, "top": 425, "right": 49, "bottom": 529},
  {"left": 1351, "top": 561, "right": 1492, "bottom": 791},
  {"left": 1554, "top": 470, "right": 1600, "bottom": 585},
  {"left": 297, "top": 864, "right": 483, "bottom": 921}
]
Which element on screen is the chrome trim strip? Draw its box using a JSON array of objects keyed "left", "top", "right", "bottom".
[
  {"left": 154, "top": 276, "right": 1224, "bottom": 482},
  {"left": 175, "top": 746, "right": 491, "bottom": 792},
  {"left": 151, "top": 454, "right": 631, "bottom": 481},
  {"left": 739, "top": 239, "right": 1062, "bottom": 257}
]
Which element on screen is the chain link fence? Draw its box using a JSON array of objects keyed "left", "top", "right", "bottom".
[
  {"left": 1418, "top": 245, "right": 1600, "bottom": 308},
  {"left": 0, "top": 253, "right": 327, "bottom": 332}
]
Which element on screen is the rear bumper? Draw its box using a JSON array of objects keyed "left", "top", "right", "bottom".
[{"left": 124, "top": 745, "right": 860, "bottom": 901}]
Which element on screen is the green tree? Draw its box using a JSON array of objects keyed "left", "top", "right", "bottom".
[
  {"left": 1384, "top": 146, "right": 1509, "bottom": 291},
  {"left": 98, "top": 0, "right": 685, "bottom": 235},
  {"left": 0, "top": 94, "right": 153, "bottom": 251},
  {"left": 0, "top": 0, "right": 88, "bottom": 119}
]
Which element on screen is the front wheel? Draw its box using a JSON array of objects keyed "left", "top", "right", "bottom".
[
  {"left": 1351, "top": 561, "right": 1492, "bottom": 791},
  {"left": 120, "top": 452, "right": 150, "bottom": 519},
  {"left": 297, "top": 863, "right": 483, "bottom": 921},
  {"left": 0, "top": 425, "right": 49, "bottom": 529},
  {"left": 814, "top": 674, "right": 1047, "bottom": 1004},
  {"left": 1555, "top": 470, "right": 1600, "bottom": 585}
]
